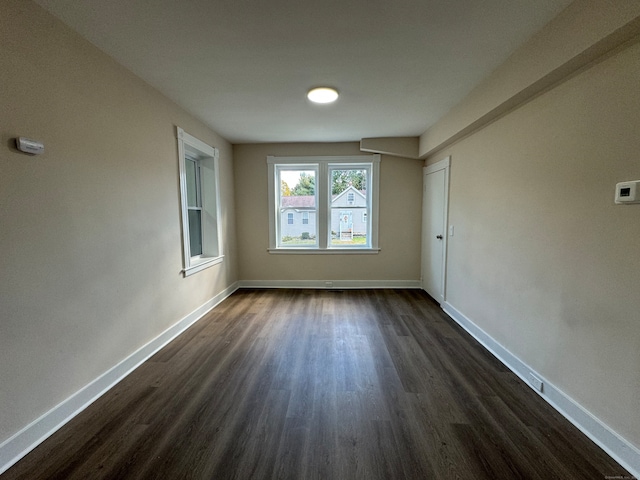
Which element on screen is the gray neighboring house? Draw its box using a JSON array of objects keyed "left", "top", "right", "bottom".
[
  {"left": 280, "top": 186, "right": 367, "bottom": 239},
  {"left": 280, "top": 195, "right": 316, "bottom": 238}
]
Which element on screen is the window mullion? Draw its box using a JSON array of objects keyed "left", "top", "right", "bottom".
[
  {"left": 317, "top": 163, "right": 328, "bottom": 249},
  {"left": 370, "top": 156, "right": 380, "bottom": 250}
]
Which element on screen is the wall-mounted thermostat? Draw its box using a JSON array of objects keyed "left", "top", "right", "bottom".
[
  {"left": 615, "top": 180, "right": 640, "bottom": 204},
  {"left": 16, "top": 137, "right": 44, "bottom": 155}
]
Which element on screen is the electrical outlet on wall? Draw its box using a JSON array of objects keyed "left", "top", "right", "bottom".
[{"left": 529, "top": 373, "right": 544, "bottom": 392}]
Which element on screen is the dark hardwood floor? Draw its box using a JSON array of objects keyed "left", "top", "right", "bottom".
[{"left": 2, "top": 289, "right": 630, "bottom": 479}]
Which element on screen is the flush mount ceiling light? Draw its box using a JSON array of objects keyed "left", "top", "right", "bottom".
[{"left": 307, "top": 87, "right": 339, "bottom": 104}]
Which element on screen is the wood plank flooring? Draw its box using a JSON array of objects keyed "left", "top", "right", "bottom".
[{"left": 2, "top": 289, "right": 630, "bottom": 479}]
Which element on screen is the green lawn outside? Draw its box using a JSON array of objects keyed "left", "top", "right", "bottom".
[
  {"left": 331, "top": 236, "right": 367, "bottom": 245},
  {"left": 281, "top": 238, "right": 316, "bottom": 245},
  {"left": 280, "top": 236, "right": 367, "bottom": 246}
]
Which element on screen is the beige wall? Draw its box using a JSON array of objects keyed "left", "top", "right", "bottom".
[
  {"left": 0, "top": 0, "right": 237, "bottom": 444},
  {"left": 233, "top": 143, "right": 423, "bottom": 282},
  {"left": 428, "top": 39, "right": 640, "bottom": 448}
]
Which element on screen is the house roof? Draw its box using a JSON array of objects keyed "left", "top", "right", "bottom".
[
  {"left": 281, "top": 187, "right": 367, "bottom": 208},
  {"left": 332, "top": 185, "right": 366, "bottom": 203},
  {"left": 281, "top": 196, "right": 315, "bottom": 208}
]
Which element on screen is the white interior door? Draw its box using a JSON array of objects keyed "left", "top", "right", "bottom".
[{"left": 421, "top": 157, "right": 450, "bottom": 304}]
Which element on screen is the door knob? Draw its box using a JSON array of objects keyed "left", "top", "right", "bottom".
[{"left": 436, "top": 235, "right": 443, "bottom": 239}]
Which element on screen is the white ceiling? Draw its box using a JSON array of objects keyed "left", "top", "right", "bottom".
[{"left": 33, "top": 0, "right": 572, "bottom": 144}]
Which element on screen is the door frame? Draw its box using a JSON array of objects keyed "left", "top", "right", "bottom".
[{"left": 422, "top": 156, "right": 450, "bottom": 304}]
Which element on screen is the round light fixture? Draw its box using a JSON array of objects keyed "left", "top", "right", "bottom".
[{"left": 307, "top": 87, "right": 339, "bottom": 104}]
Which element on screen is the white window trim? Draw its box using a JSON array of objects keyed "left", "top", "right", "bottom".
[
  {"left": 177, "top": 127, "right": 224, "bottom": 276},
  {"left": 267, "top": 155, "right": 381, "bottom": 254}
]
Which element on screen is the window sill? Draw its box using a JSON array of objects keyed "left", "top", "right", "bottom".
[
  {"left": 267, "top": 248, "right": 380, "bottom": 255},
  {"left": 183, "top": 255, "right": 224, "bottom": 276}
]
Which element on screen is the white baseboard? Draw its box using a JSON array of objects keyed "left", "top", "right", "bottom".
[
  {"left": 238, "top": 279, "right": 422, "bottom": 289},
  {"left": 0, "top": 282, "right": 239, "bottom": 476},
  {"left": 442, "top": 301, "right": 640, "bottom": 479}
]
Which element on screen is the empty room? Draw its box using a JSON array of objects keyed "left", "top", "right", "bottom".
[{"left": 1, "top": 0, "right": 639, "bottom": 478}]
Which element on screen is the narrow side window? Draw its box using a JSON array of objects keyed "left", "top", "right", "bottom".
[{"left": 177, "top": 127, "right": 223, "bottom": 276}]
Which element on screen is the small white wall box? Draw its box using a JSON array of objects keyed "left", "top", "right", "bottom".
[
  {"left": 615, "top": 180, "right": 640, "bottom": 204},
  {"left": 16, "top": 137, "right": 44, "bottom": 155}
]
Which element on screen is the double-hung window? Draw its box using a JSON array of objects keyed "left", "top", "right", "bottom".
[
  {"left": 267, "top": 155, "right": 380, "bottom": 253},
  {"left": 177, "top": 127, "right": 223, "bottom": 276}
]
